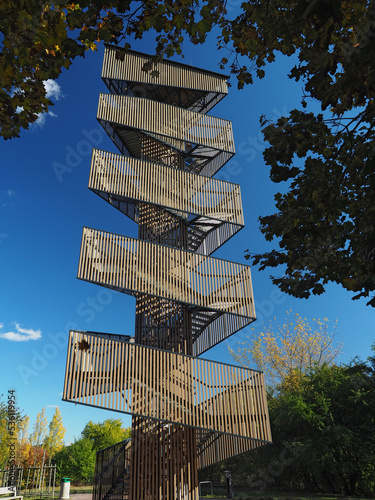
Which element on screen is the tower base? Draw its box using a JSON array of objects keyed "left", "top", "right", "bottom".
[{"left": 130, "top": 417, "right": 199, "bottom": 500}]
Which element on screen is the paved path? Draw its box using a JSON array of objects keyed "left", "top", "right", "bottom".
[
  {"left": 69, "top": 494, "right": 224, "bottom": 500},
  {"left": 70, "top": 494, "right": 92, "bottom": 500}
]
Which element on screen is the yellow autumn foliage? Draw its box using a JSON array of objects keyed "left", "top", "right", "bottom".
[
  {"left": 229, "top": 310, "right": 342, "bottom": 387},
  {"left": 43, "top": 407, "right": 66, "bottom": 458}
]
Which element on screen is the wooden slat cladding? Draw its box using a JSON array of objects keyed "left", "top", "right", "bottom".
[
  {"left": 97, "top": 94, "right": 235, "bottom": 155},
  {"left": 89, "top": 148, "right": 244, "bottom": 254},
  {"left": 90, "top": 148, "right": 243, "bottom": 226},
  {"left": 102, "top": 45, "right": 228, "bottom": 95},
  {"left": 192, "top": 313, "right": 251, "bottom": 357},
  {"left": 130, "top": 419, "right": 199, "bottom": 500},
  {"left": 63, "top": 331, "right": 271, "bottom": 447},
  {"left": 77, "top": 227, "right": 255, "bottom": 320},
  {"left": 197, "top": 433, "right": 259, "bottom": 469}
]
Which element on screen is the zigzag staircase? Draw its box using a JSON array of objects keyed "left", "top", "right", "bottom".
[{"left": 63, "top": 45, "right": 271, "bottom": 500}]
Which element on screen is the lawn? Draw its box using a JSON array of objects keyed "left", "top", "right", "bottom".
[
  {"left": 21, "top": 486, "right": 375, "bottom": 500},
  {"left": 200, "top": 488, "right": 375, "bottom": 500}
]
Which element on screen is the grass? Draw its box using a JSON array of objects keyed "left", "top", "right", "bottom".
[
  {"left": 200, "top": 488, "right": 375, "bottom": 500},
  {"left": 69, "top": 485, "right": 93, "bottom": 494},
  {"left": 21, "top": 486, "right": 375, "bottom": 500},
  {"left": 21, "top": 483, "right": 93, "bottom": 500}
]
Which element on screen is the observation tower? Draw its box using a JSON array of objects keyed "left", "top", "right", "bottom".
[{"left": 63, "top": 45, "right": 271, "bottom": 500}]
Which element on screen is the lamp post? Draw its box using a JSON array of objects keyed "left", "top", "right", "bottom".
[{"left": 225, "top": 471, "right": 233, "bottom": 500}]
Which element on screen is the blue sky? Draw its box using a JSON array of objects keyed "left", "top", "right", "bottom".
[{"left": 1, "top": 32, "right": 374, "bottom": 445}]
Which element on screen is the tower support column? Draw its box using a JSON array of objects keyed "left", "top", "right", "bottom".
[
  {"left": 130, "top": 418, "right": 198, "bottom": 500},
  {"left": 132, "top": 197, "right": 198, "bottom": 499}
]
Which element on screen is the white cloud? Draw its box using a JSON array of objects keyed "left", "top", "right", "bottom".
[
  {"left": 15, "top": 80, "right": 62, "bottom": 130},
  {"left": 34, "top": 113, "right": 46, "bottom": 128},
  {"left": 34, "top": 111, "right": 57, "bottom": 128},
  {"left": 0, "top": 323, "right": 42, "bottom": 342},
  {"left": 7, "top": 189, "right": 15, "bottom": 196},
  {"left": 44, "top": 80, "right": 62, "bottom": 101},
  {"left": 46, "top": 405, "right": 58, "bottom": 408}
]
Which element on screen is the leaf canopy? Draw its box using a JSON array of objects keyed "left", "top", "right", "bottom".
[{"left": 2, "top": 0, "right": 374, "bottom": 304}]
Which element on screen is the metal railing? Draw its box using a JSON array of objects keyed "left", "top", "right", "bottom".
[{"left": 93, "top": 439, "right": 131, "bottom": 500}]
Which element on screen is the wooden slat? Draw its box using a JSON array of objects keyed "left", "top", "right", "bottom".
[
  {"left": 78, "top": 227, "right": 255, "bottom": 318},
  {"left": 102, "top": 45, "right": 228, "bottom": 96},
  {"left": 63, "top": 331, "right": 272, "bottom": 450},
  {"left": 97, "top": 94, "right": 235, "bottom": 155},
  {"left": 77, "top": 227, "right": 256, "bottom": 354}
]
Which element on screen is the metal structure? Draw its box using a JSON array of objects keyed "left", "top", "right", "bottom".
[
  {"left": 0, "top": 466, "right": 56, "bottom": 498},
  {"left": 93, "top": 439, "right": 131, "bottom": 500},
  {"left": 63, "top": 45, "right": 271, "bottom": 500},
  {"left": 198, "top": 482, "right": 213, "bottom": 498}
]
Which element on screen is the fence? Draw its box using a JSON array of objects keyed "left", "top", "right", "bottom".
[{"left": 0, "top": 465, "right": 56, "bottom": 497}]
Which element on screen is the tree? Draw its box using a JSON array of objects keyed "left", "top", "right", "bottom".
[
  {"left": 203, "top": 354, "right": 375, "bottom": 496},
  {"left": 54, "top": 438, "right": 96, "bottom": 484},
  {"left": 0, "top": 0, "right": 225, "bottom": 139},
  {"left": 53, "top": 419, "right": 130, "bottom": 484},
  {"left": 0, "top": 0, "right": 126, "bottom": 139},
  {"left": 0, "top": 399, "right": 10, "bottom": 467},
  {"left": 229, "top": 311, "right": 342, "bottom": 387},
  {"left": 17, "top": 415, "right": 31, "bottom": 465},
  {"left": 18, "top": 415, "right": 29, "bottom": 446},
  {"left": 262, "top": 362, "right": 375, "bottom": 495},
  {"left": 0, "top": 395, "right": 26, "bottom": 467},
  {"left": 81, "top": 418, "right": 130, "bottom": 451},
  {"left": 0, "top": 399, "right": 49, "bottom": 468},
  {"left": 30, "top": 407, "right": 48, "bottom": 447},
  {"left": 43, "top": 407, "right": 66, "bottom": 459},
  {"left": 21, "top": 445, "right": 48, "bottom": 467},
  {"left": 229, "top": 1, "right": 375, "bottom": 306},
  {"left": 2, "top": 1, "right": 375, "bottom": 305}
]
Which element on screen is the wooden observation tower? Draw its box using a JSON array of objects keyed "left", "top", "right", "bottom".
[{"left": 63, "top": 45, "right": 271, "bottom": 500}]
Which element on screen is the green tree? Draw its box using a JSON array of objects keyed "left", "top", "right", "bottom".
[
  {"left": 265, "top": 361, "right": 375, "bottom": 495},
  {"left": 81, "top": 418, "right": 130, "bottom": 451},
  {"left": 230, "top": 311, "right": 342, "bottom": 387},
  {"left": 229, "top": 1, "right": 375, "bottom": 306},
  {"left": 43, "top": 407, "right": 66, "bottom": 458},
  {"left": 2, "top": 1, "right": 375, "bottom": 305},
  {"left": 204, "top": 356, "right": 375, "bottom": 495},
  {"left": 53, "top": 419, "right": 130, "bottom": 484},
  {"left": 54, "top": 438, "right": 96, "bottom": 484}
]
